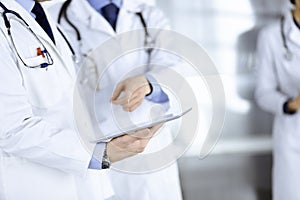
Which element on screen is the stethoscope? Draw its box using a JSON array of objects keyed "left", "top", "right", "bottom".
[
  {"left": 57, "top": 0, "right": 155, "bottom": 70},
  {"left": 135, "top": 11, "right": 155, "bottom": 71},
  {"left": 0, "top": 2, "right": 78, "bottom": 68},
  {"left": 280, "top": 15, "right": 293, "bottom": 61}
]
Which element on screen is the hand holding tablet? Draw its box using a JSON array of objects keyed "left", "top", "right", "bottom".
[{"left": 91, "top": 107, "right": 192, "bottom": 143}]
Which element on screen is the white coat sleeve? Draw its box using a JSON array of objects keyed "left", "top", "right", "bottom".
[
  {"left": 255, "top": 28, "right": 288, "bottom": 115},
  {"left": 0, "top": 32, "right": 91, "bottom": 177}
]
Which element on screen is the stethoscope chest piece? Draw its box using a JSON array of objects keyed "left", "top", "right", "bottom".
[{"left": 72, "top": 55, "right": 81, "bottom": 64}]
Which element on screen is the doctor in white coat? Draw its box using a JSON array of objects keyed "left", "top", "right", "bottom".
[
  {"left": 49, "top": 0, "right": 183, "bottom": 199},
  {"left": 255, "top": 0, "right": 300, "bottom": 199},
  {"left": 0, "top": 1, "right": 161, "bottom": 200}
]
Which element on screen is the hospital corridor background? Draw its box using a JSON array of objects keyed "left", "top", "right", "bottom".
[{"left": 155, "top": 0, "right": 289, "bottom": 199}]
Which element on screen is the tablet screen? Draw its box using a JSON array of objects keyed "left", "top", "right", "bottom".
[{"left": 91, "top": 107, "right": 192, "bottom": 142}]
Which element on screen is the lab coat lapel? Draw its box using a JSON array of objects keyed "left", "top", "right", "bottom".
[
  {"left": 116, "top": 0, "right": 145, "bottom": 33},
  {"left": 122, "top": 0, "right": 145, "bottom": 13},
  {"left": 70, "top": 0, "right": 145, "bottom": 36},
  {"left": 29, "top": 4, "right": 75, "bottom": 77},
  {"left": 71, "top": 0, "right": 115, "bottom": 36},
  {"left": 290, "top": 24, "right": 300, "bottom": 48},
  {"left": 90, "top": 12, "right": 116, "bottom": 36},
  {"left": 114, "top": 8, "right": 130, "bottom": 33},
  {"left": 44, "top": 9, "right": 76, "bottom": 77},
  {"left": 285, "top": 11, "right": 300, "bottom": 48},
  {"left": 3, "top": 0, "right": 75, "bottom": 77},
  {"left": 3, "top": 1, "right": 63, "bottom": 60}
]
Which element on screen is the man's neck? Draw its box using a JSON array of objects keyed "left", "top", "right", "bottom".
[{"left": 292, "top": 8, "right": 300, "bottom": 26}]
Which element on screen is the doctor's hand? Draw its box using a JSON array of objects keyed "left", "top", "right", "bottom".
[
  {"left": 288, "top": 92, "right": 300, "bottom": 111},
  {"left": 106, "top": 125, "right": 161, "bottom": 163},
  {"left": 110, "top": 75, "right": 151, "bottom": 112}
]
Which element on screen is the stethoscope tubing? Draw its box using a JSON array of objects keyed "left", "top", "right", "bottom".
[
  {"left": 281, "top": 15, "right": 293, "bottom": 61},
  {"left": 0, "top": 2, "right": 54, "bottom": 68},
  {"left": 57, "top": 0, "right": 155, "bottom": 71}
]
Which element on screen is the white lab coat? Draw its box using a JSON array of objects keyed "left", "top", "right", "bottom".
[
  {"left": 49, "top": 0, "right": 182, "bottom": 199},
  {"left": 0, "top": 1, "right": 113, "bottom": 200},
  {"left": 255, "top": 11, "right": 300, "bottom": 200}
]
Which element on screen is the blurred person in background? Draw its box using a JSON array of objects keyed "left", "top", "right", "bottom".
[{"left": 255, "top": 0, "right": 300, "bottom": 199}]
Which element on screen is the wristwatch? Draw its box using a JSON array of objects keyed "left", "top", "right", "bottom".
[
  {"left": 283, "top": 98, "right": 297, "bottom": 115},
  {"left": 101, "top": 143, "right": 111, "bottom": 169}
]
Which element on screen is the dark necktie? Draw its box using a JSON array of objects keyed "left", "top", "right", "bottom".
[
  {"left": 32, "top": 2, "right": 55, "bottom": 44},
  {"left": 101, "top": 3, "right": 119, "bottom": 31}
]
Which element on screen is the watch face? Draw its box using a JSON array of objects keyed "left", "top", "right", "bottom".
[{"left": 102, "top": 160, "right": 110, "bottom": 169}]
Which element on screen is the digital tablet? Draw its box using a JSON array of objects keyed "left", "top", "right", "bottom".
[{"left": 91, "top": 107, "right": 192, "bottom": 143}]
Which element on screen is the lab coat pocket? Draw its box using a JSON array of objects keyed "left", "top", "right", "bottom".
[
  {"left": 20, "top": 66, "right": 65, "bottom": 108},
  {"left": 75, "top": 169, "right": 114, "bottom": 200}
]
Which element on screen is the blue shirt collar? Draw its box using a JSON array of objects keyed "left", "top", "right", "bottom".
[
  {"left": 87, "top": 0, "right": 123, "bottom": 11},
  {"left": 15, "top": 0, "right": 35, "bottom": 14}
]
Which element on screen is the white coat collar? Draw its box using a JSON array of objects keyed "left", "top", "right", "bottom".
[
  {"left": 284, "top": 10, "right": 300, "bottom": 47},
  {"left": 69, "top": 0, "right": 146, "bottom": 35},
  {"left": 70, "top": 0, "right": 115, "bottom": 35},
  {"left": 15, "top": 0, "right": 35, "bottom": 17},
  {"left": 122, "top": 0, "right": 146, "bottom": 13},
  {"left": 0, "top": 0, "right": 61, "bottom": 55},
  {"left": 0, "top": 0, "right": 75, "bottom": 77}
]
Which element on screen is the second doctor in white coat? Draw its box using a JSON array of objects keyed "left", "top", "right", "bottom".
[
  {"left": 255, "top": 0, "right": 300, "bottom": 199},
  {"left": 0, "top": 0, "right": 161, "bottom": 199},
  {"left": 50, "top": 0, "right": 183, "bottom": 199}
]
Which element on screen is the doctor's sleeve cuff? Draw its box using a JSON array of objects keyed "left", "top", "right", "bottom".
[
  {"left": 283, "top": 99, "right": 297, "bottom": 115},
  {"left": 145, "top": 74, "right": 169, "bottom": 103},
  {"left": 88, "top": 142, "right": 106, "bottom": 170}
]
